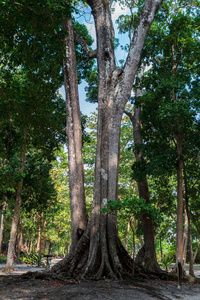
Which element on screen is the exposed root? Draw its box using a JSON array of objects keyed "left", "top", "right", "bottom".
[
  {"left": 135, "top": 245, "right": 163, "bottom": 274},
  {"left": 51, "top": 233, "right": 132, "bottom": 280},
  {"left": 1, "top": 266, "right": 15, "bottom": 273},
  {"left": 49, "top": 217, "right": 165, "bottom": 281}
]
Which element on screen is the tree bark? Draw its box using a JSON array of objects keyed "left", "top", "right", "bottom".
[
  {"left": 125, "top": 68, "right": 159, "bottom": 271},
  {"left": 0, "top": 202, "right": 7, "bottom": 255},
  {"left": 130, "top": 218, "right": 136, "bottom": 259},
  {"left": 176, "top": 135, "right": 184, "bottom": 266},
  {"left": 63, "top": 16, "right": 88, "bottom": 251},
  {"left": 52, "top": 0, "right": 163, "bottom": 279},
  {"left": 193, "top": 238, "right": 200, "bottom": 263},
  {"left": 188, "top": 221, "right": 194, "bottom": 276},
  {"left": 40, "top": 221, "right": 47, "bottom": 254},
  {"left": 183, "top": 207, "right": 188, "bottom": 265},
  {"left": 36, "top": 217, "right": 41, "bottom": 253},
  {"left": 184, "top": 165, "right": 194, "bottom": 276},
  {"left": 29, "top": 238, "right": 33, "bottom": 253},
  {"left": 5, "top": 143, "right": 26, "bottom": 271},
  {"left": 126, "top": 221, "right": 130, "bottom": 251},
  {"left": 172, "top": 43, "right": 184, "bottom": 267},
  {"left": 160, "top": 237, "right": 163, "bottom": 259},
  {"left": 17, "top": 221, "right": 23, "bottom": 259}
]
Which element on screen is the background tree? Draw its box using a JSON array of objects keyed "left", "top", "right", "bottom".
[{"left": 131, "top": 0, "right": 200, "bottom": 271}]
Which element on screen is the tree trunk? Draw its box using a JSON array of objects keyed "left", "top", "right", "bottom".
[
  {"left": 188, "top": 220, "right": 194, "bottom": 276},
  {"left": 40, "top": 221, "right": 47, "bottom": 254},
  {"left": 183, "top": 164, "right": 194, "bottom": 276},
  {"left": 36, "top": 222, "right": 41, "bottom": 253},
  {"left": 5, "top": 145, "right": 26, "bottom": 271},
  {"left": 63, "top": 16, "right": 88, "bottom": 251},
  {"left": 40, "top": 237, "right": 46, "bottom": 254},
  {"left": 52, "top": 0, "right": 163, "bottom": 279},
  {"left": 193, "top": 238, "right": 200, "bottom": 263},
  {"left": 29, "top": 236, "right": 34, "bottom": 253},
  {"left": 176, "top": 135, "right": 184, "bottom": 266},
  {"left": 125, "top": 68, "right": 159, "bottom": 271},
  {"left": 172, "top": 43, "right": 184, "bottom": 267},
  {"left": 130, "top": 217, "right": 136, "bottom": 259},
  {"left": 0, "top": 202, "right": 7, "bottom": 255},
  {"left": 160, "top": 237, "right": 163, "bottom": 259},
  {"left": 126, "top": 221, "right": 130, "bottom": 251},
  {"left": 183, "top": 207, "right": 188, "bottom": 265},
  {"left": 17, "top": 221, "right": 23, "bottom": 259}
]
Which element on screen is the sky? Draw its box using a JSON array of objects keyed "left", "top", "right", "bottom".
[{"left": 60, "top": 2, "right": 131, "bottom": 116}]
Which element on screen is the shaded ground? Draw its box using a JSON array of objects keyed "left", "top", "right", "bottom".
[
  {"left": 1, "top": 275, "right": 200, "bottom": 300},
  {"left": 0, "top": 260, "right": 200, "bottom": 299}
]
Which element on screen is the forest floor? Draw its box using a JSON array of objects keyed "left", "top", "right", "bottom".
[{"left": 0, "top": 259, "right": 200, "bottom": 299}]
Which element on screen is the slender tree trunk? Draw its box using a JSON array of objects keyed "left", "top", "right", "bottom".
[
  {"left": 36, "top": 223, "right": 41, "bottom": 253},
  {"left": 17, "top": 221, "right": 23, "bottom": 259},
  {"left": 172, "top": 43, "right": 184, "bottom": 267},
  {"left": 126, "top": 221, "right": 130, "bottom": 251},
  {"left": 160, "top": 237, "right": 163, "bottom": 259},
  {"left": 29, "top": 235, "right": 34, "bottom": 253},
  {"left": 5, "top": 143, "right": 26, "bottom": 271},
  {"left": 132, "top": 212, "right": 143, "bottom": 248},
  {"left": 125, "top": 68, "right": 159, "bottom": 271},
  {"left": 183, "top": 207, "right": 188, "bottom": 265},
  {"left": 40, "top": 237, "right": 46, "bottom": 254},
  {"left": 130, "top": 218, "right": 136, "bottom": 259},
  {"left": 188, "top": 222, "right": 194, "bottom": 276},
  {"left": 0, "top": 202, "right": 7, "bottom": 254},
  {"left": 176, "top": 135, "right": 184, "bottom": 266},
  {"left": 133, "top": 233, "right": 135, "bottom": 259},
  {"left": 184, "top": 165, "right": 194, "bottom": 276},
  {"left": 193, "top": 238, "right": 200, "bottom": 263},
  {"left": 63, "top": 16, "right": 88, "bottom": 251},
  {"left": 40, "top": 221, "right": 47, "bottom": 254}
]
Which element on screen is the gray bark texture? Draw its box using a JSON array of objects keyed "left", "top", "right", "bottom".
[
  {"left": 52, "top": 0, "right": 163, "bottom": 279},
  {"left": 0, "top": 202, "right": 7, "bottom": 254},
  {"left": 183, "top": 208, "right": 188, "bottom": 265},
  {"left": 17, "top": 221, "right": 23, "bottom": 259},
  {"left": 63, "top": 17, "right": 88, "bottom": 251}
]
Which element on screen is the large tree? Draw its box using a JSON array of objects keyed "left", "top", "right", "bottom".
[
  {"left": 52, "top": 0, "right": 163, "bottom": 279},
  {"left": 0, "top": 0, "right": 66, "bottom": 269},
  {"left": 133, "top": 0, "right": 200, "bottom": 271}
]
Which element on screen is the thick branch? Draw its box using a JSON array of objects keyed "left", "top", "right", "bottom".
[
  {"left": 124, "top": 110, "right": 134, "bottom": 122},
  {"left": 74, "top": 32, "right": 97, "bottom": 59},
  {"left": 119, "top": 0, "right": 163, "bottom": 101}
]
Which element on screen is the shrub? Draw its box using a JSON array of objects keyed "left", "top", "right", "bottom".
[
  {"left": 0, "top": 255, "right": 7, "bottom": 264},
  {"left": 20, "top": 251, "right": 45, "bottom": 266}
]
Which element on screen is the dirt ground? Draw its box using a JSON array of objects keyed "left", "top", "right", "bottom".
[{"left": 0, "top": 260, "right": 200, "bottom": 300}]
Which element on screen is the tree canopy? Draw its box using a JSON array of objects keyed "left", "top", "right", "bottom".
[{"left": 1, "top": 0, "right": 200, "bottom": 280}]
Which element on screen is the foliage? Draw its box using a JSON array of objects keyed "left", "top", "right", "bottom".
[
  {"left": 114, "top": 0, "right": 200, "bottom": 259},
  {"left": 101, "top": 196, "right": 163, "bottom": 228},
  {"left": 1, "top": 0, "right": 200, "bottom": 270},
  {"left": 0, "top": 256, "right": 7, "bottom": 264},
  {"left": 20, "top": 251, "right": 45, "bottom": 266},
  {"left": 160, "top": 256, "right": 174, "bottom": 271},
  {"left": 22, "top": 154, "right": 57, "bottom": 213}
]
